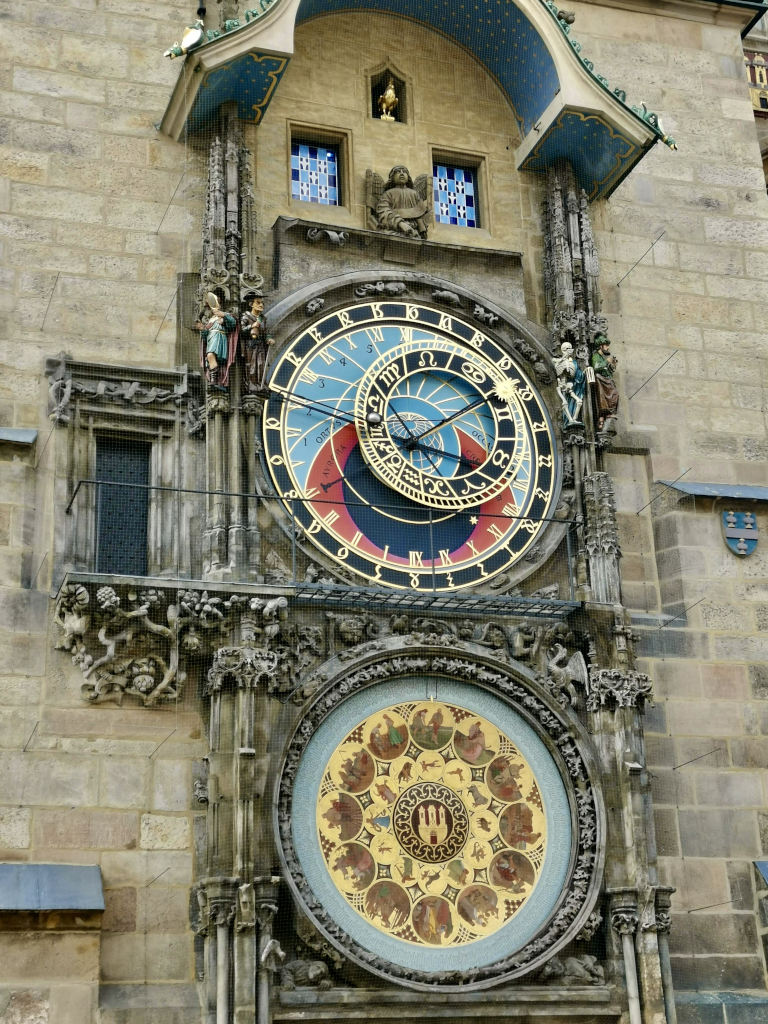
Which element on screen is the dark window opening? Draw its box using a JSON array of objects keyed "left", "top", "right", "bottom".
[{"left": 95, "top": 436, "right": 150, "bottom": 575}]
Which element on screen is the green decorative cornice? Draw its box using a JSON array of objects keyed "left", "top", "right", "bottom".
[
  {"left": 538, "top": 0, "right": 678, "bottom": 150},
  {"left": 204, "top": 1, "right": 282, "bottom": 43}
]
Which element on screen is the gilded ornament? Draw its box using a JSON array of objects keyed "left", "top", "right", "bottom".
[
  {"left": 378, "top": 78, "right": 399, "bottom": 121},
  {"left": 316, "top": 701, "right": 547, "bottom": 947},
  {"left": 163, "top": 19, "right": 204, "bottom": 59}
]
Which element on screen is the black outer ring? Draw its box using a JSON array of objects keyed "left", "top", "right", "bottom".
[{"left": 262, "top": 297, "right": 560, "bottom": 591}]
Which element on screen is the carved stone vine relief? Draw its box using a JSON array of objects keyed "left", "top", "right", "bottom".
[{"left": 54, "top": 584, "right": 320, "bottom": 707}]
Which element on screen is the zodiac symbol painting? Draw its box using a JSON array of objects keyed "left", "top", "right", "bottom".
[{"left": 317, "top": 702, "right": 546, "bottom": 946}]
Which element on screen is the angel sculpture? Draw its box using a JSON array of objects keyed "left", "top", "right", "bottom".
[{"left": 366, "top": 165, "right": 431, "bottom": 239}]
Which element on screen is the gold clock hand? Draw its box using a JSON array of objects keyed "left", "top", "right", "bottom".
[
  {"left": 387, "top": 399, "right": 442, "bottom": 474},
  {"left": 271, "top": 386, "right": 358, "bottom": 427},
  {"left": 402, "top": 439, "right": 480, "bottom": 470},
  {"left": 321, "top": 440, "right": 478, "bottom": 491},
  {"left": 272, "top": 387, "right": 479, "bottom": 469},
  {"left": 406, "top": 393, "right": 491, "bottom": 445}
]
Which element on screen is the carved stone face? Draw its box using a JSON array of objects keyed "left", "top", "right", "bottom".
[
  {"left": 250, "top": 298, "right": 264, "bottom": 314},
  {"left": 390, "top": 166, "right": 410, "bottom": 186},
  {"left": 485, "top": 625, "right": 506, "bottom": 646},
  {"left": 338, "top": 617, "right": 364, "bottom": 644},
  {"left": 182, "top": 631, "right": 203, "bottom": 654},
  {"left": 560, "top": 342, "right": 574, "bottom": 358},
  {"left": 307, "top": 963, "right": 325, "bottom": 983}
]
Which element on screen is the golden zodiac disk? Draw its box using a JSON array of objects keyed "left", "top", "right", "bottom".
[{"left": 316, "top": 702, "right": 547, "bottom": 946}]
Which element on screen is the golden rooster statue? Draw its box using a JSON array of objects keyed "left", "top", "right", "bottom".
[{"left": 378, "top": 79, "right": 398, "bottom": 121}]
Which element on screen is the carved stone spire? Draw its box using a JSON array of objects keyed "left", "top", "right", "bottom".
[
  {"left": 240, "top": 143, "right": 263, "bottom": 294},
  {"left": 583, "top": 470, "right": 621, "bottom": 602},
  {"left": 543, "top": 163, "right": 605, "bottom": 353},
  {"left": 198, "top": 106, "right": 261, "bottom": 308},
  {"left": 200, "top": 133, "right": 227, "bottom": 301},
  {"left": 580, "top": 188, "right": 600, "bottom": 318},
  {"left": 544, "top": 166, "right": 574, "bottom": 327}
]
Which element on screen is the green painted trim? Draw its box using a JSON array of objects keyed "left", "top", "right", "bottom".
[
  {"left": 536, "top": 0, "right": 677, "bottom": 150},
  {"left": 201, "top": 0, "right": 283, "bottom": 47}
]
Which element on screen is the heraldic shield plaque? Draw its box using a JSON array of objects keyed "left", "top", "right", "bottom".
[
  {"left": 722, "top": 509, "right": 758, "bottom": 557},
  {"left": 275, "top": 655, "right": 604, "bottom": 990}
]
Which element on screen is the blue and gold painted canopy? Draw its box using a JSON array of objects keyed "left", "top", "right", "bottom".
[
  {"left": 159, "top": 0, "right": 673, "bottom": 200},
  {"left": 296, "top": 0, "right": 560, "bottom": 138}
]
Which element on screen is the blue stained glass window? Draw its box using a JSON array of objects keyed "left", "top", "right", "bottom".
[
  {"left": 433, "top": 163, "right": 478, "bottom": 228},
  {"left": 291, "top": 142, "right": 340, "bottom": 206}
]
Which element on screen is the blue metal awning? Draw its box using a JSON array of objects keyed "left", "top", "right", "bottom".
[
  {"left": 159, "top": 0, "right": 670, "bottom": 200},
  {"left": 0, "top": 863, "right": 104, "bottom": 911},
  {"left": 0, "top": 428, "right": 37, "bottom": 446},
  {"left": 660, "top": 481, "right": 768, "bottom": 502}
]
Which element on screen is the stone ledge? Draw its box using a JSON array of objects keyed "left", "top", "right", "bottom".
[
  {"left": 277, "top": 985, "right": 620, "bottom": 1018},
  {"left": 273, "top": 216, "right": 522, "bottom": 265},
  {"left": 270, "top": 217, "right": 527, "bottom": 319},
  {"left": 676, "top": 990, "right": 768, "bottom": 1024},
  {"left": 677, "top": 991, "right": 768, "bottom": 1004},
  {"left": 0, "top": 911, "right": 103, "bottom": 931}
]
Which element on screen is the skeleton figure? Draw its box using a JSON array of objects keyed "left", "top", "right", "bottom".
[{"left": 553, "top": 341, "right": 585, "bottom": 427}]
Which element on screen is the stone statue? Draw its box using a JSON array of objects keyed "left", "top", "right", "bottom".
[
  {"left": 54, "top": 583, "right": 90, "bottom": 653},
  {"left": 280, "top": 960, "right": 332, "bottom": 991},
  {"left": 366, "top": 165, "right": 431, "bottom": 239},
  {"left": 196, "top": 292, "right": 237, "bottom": 389},
  {"left": 540, "top": 953, "right": 605, "bottom": 986},
  {"left": 378, "top": 79, "right": 398, "bottom": 120},
  {"left": 240, "top": 292, "right": 273, "bottom": 392},
  {"left": 554, "top": 341, "right": 585, "bottom": 427},
  {"left": 545, "top": 642, "right": 589, "bottom": 707},
  {"left": 591, "top": 333, "right": 619, "bottom": 432}
]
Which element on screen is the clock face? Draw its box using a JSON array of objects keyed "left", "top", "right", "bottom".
[
  {"left": 315, "top": 700, "right": 548, "bottom": 949},
  {"left": 263, "top": 300, "right": 557, "bottom": 591},
  {"left": 277, "top": 671, "right": 592, "bottom": 989}
]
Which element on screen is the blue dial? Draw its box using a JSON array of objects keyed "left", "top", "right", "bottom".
[{"left": 263, "top": 300, "right": 558, "bottom": 591}]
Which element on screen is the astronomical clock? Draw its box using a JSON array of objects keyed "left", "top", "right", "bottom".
[
  {"left": 262, "top": 298, "right": 558, "bottom": 592},
  {"left": 262, "top": 275, "right": 606, "bottom": 992},
  {"left": 56, "top": 4, "right": 674, "bottom": 1020}
]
